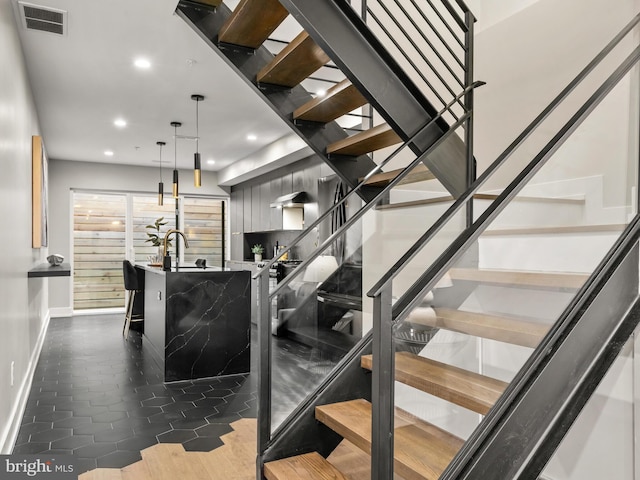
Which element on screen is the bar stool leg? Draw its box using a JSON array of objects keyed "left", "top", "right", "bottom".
[{"left": 123, "top": 290, "right": 135, "bottom": 339}]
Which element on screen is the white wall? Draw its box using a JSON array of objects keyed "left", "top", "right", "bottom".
[
  {"left": 473, "top": 0, "right": 638, "bottom": 207},
  {"left": 0, "top": 0, "right": 49, "bottom": 453},
  {"left": 48, "top": 159, "right": 229, "bottom": 314}
]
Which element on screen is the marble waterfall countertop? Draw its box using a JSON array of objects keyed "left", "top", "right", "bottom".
[{"left": 137, "top": 264, "right": 251, "bottom": 382}]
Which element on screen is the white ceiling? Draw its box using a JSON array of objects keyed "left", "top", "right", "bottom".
[{"left": 12, "top": 0, "right": 294, "bottom": 174}]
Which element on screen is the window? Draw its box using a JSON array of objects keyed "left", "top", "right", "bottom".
[
  {"left": 73, "top": 193, "right": 126, "bottom": 310},
  {"left": 73, "top": 192, "right": 226, "bottom": 310},
  {"left": 183, "top": 197, "right": 225, "bottom": 267},
  {"left": 132, "top": 196, "right": 176, "bottom": 265}
]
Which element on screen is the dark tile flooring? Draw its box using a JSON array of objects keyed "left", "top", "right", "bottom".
[{"left": 13, "top": 314, "right": 341, "bottom": 476}]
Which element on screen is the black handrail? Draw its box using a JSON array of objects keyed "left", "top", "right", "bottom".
[{"left": 367, "top": 12, "right": 640, "bottom": 298}]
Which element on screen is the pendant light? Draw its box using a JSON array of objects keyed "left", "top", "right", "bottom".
[
  {"left": 170, "top": 121, "right": 182, "bottom": 198},
  {"left": 191, "top": 94, "right": 204, "bottom": 187},
  {"left": 156, "top": 141, "right": 166, "bottom": 206}
]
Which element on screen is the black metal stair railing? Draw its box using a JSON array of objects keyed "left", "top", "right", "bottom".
[
  {"left": 367, "top": 16, "right": 640, "bottom": 479},
  {"left": 277, "top": 0, "right": 476, "bottom": 196},
  {"left": 175, "top": 0, "right": 480, "bottom": 474},
  {"left": 255, "top": 81, "right": 482, "bottom": 463}
]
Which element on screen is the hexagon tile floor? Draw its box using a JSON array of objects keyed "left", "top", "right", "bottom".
[{"left": 13, "top": 315, "right": 258, "bottom": 475}]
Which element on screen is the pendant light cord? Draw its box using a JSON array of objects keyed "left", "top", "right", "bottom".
[
  {"left": 196, "top": 99, "right": 199, "bottom": 155},
  {"left": 159, "top": 143, "right": 163, "bottom": 180},
  {"left": 174, "top": 124, "right": 178, "bottom": 169}
]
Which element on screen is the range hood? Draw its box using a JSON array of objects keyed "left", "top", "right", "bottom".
[{"left": 270, "top": 191, "right": 308, "bottom": 208}]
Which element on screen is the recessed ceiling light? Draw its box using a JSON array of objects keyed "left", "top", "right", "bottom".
[
  {"left": 316, "top": 89, "right": 327, "bottom": 97},
  {"left": 247, "top": 134, "right": 257, "bottom": 141},
  {"left": 207, "top": 159, "right": 215, "bottom": 165},
  {"left": 134, "top": 58, "right": 151, "bottom": 69},
  {"left": 104, "top": 150, "right": 114, "bottom": 156},
  {"left": 114, "top": 118, "right": 127, "bottom": 128}
]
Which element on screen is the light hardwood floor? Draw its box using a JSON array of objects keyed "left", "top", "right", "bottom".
[{"left": 78, "top": 418, "right": 375, "bottom": 480}]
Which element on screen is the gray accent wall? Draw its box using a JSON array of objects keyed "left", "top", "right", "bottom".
[
  {"left": 0, "top": 0, "right": 48, "bottom": 453},
  {"left": 48, "top": 159, "right": 229, "bottom": 313}
]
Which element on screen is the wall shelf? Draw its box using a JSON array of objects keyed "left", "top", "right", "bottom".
[{"left": 28, "top": 263, "right": 71, "bottom": 278}]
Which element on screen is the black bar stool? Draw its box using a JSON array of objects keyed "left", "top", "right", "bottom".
[{"left": 122, "top": 260, "right": 143, "bottom": 339}]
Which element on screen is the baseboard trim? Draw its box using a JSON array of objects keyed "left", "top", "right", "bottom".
[
  {"left": 0, "top": 311, "right": 51, "bottom": 454},
  {"left": 50, "top": 306, "right": 73, "bottom": 318}
]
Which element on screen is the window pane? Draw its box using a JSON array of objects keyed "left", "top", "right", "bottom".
[
  {"left": 183, "top": 197, "right": 225, "bottom": 267},
  {"left": 132, "top": 196, "right": 176, "bottom": 265},
  {"left": 73, "top": 192, "right": 126, "bottom": 310}
]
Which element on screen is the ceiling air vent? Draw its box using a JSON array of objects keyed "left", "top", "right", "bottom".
[{"left": 18, "top": 1, "right": 66, "bottom": 35}]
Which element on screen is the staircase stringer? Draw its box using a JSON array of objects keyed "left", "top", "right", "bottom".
[{"left": 176, "top": 0, "right": 380, "bottom": 203}]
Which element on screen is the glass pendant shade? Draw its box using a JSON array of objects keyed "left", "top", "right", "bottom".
[{"left": 194, "top": 152, "right": 201, "bottom": 187}]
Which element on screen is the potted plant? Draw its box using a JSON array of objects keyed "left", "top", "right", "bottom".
[
  {"left": 145, "top": 217, "right": 171, "bottom": 262},
  {"left": 251, "top": 244, "right": 264, "bottom": 262}
]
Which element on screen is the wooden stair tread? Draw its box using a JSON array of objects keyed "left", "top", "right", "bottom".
[
  {"left": 293, "top": 79, "right": 368, "bottom": 123},
  {"left": 361, "top": 351, "right": 507, "bottom": 414},
  {"left": 265, "top": 452, "right": 349, "bottom": 480},
  {"left": 448, "top": 267, "right": 589, "bottom": 290},
  {"left": 361, "top": 163, "right": 435, "bottom": 188},
  {"left": 327, "top": 123, "right": 402, "bottom": 156},
  {"left": 218, "top": 0, "right": 289, "bottom": 49},
  {"left": 316, "top": 399, "right": 463, "bottom": 480},
  {"left": 407, "top": 307, "right": 549, "bottom": 348},
  {"left": 257, "top": 31, "right": 330, "bottom": 87}
]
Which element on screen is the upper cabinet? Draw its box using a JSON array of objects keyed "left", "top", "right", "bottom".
[{"left": 228, "top": 156, "right": 327, "bottom": 259}]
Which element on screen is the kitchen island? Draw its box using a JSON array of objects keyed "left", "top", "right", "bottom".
[{"left": 136, "top": 264, "right": 251, "bottom": 382}]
